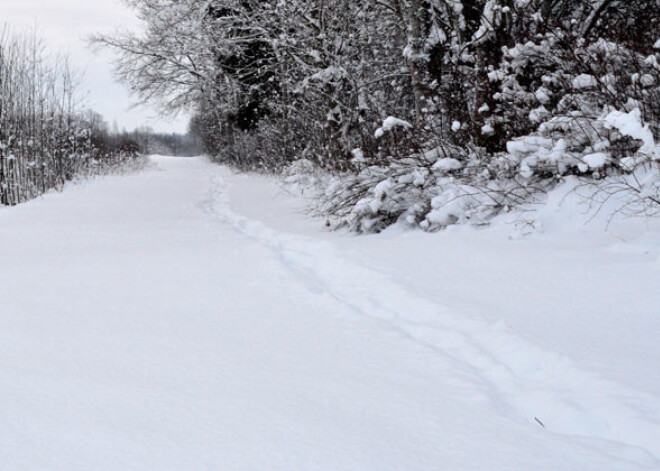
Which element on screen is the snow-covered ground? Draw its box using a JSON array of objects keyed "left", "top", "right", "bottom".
[{"left": 1, "top": 156, "right": 659, "bottom": 470}]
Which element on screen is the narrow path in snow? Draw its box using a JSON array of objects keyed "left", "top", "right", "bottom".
[
  {"left": 0, "top": 156, "right": 658, "bottom": 470},
  {"left": 209, "top": 167, "right": 660, "bottom": 467}
]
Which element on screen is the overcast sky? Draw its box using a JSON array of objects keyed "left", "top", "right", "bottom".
[{"left": 0, "top": 0, "right": 190, "bottom": 134}]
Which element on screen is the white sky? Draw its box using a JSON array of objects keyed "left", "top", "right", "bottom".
[{"left": 0, "top": 0, "right": 190, "bottom": 134}]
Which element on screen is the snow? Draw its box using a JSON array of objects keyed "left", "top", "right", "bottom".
[
  {"left": 506, "top": 135, "right": 553, "bottom": 155},
  {"left": 529, "top": 105, "right": 549, "bottom": 122},
  {"left": 309, "top": 66, "right": 346, "bottom": 83},
  {"left": 641, "top": 74, "right": 656, "bottom": 86},
  {"left": 572, "top": 74, "right": 599, "bottom": 90},
  {"left": 583, "top": 152, "right": 608, "bottom": 168},
  {"left": 481, "top": 124, "right": 495, "bottom": 135},
  {"left": 604, "top": 108, "right": 657, "bottom": 156},
  {"left": 433, "top": 157, "right": 462, "bottom": 171},
  {"left": 426, "top": 25, "right": 447, "bottom": 46},
  {"left": 2, "top": 156, "right": 660, "bottom": 469},
  {"left": 534, "top": 86, "right": 552, "bottom": 103},
  {"left": 350, "top": 148, "right": 365, "bottom": 164},
  {"left": 375, "top": 116, "right": 413, "bottom": 138},
  {"left": 487, "top": 70, "right": 505, "bottom": 82}
]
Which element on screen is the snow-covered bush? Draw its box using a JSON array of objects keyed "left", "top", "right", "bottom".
[
  {"left": 319, "top": 103, "right": 660, "bottom": 233},
  {"left": 318, "top": 144, "right": 547, "bottom": 233},
  {"left": 577, "top": 108, "right": 660, "bottom": 219},
  {"left": 281, "top": 159, "right": 327, "bottom": 196},
  {"left": 487, "top": 32, "right": 660, "bottom": 170}
]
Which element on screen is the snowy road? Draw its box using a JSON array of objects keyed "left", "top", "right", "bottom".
[{"left": 1, "top": 156, "right": 660, "bottom": 470}]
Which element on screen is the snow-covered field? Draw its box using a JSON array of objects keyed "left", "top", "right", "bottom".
[{"left": 1, "top": 156, "right": 659, "bottom": 470}]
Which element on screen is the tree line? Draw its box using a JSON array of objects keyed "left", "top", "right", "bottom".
[
  {"left": 90, "top": 120, "right": 204, "bottom": 158},
  {"left": 0, "top": 27, "right": 145, "bottom": 206},
  {"left": 96, "top": 0, "right": 660, "bottom": 231}
]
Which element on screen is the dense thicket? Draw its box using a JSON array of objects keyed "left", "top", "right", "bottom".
[
  {"left": 97, "top": 0, "right": 660, "bottom": 231},
  {"left": 132, "top": 128, "right": 205, "bottom": 157},
  {"left": 0, "top": 29, "right": 143, "bottom": 206}
]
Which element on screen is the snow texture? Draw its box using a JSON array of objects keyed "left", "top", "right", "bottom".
[
  {"left": 572, "top": 74, "right": 599, "bottom": 89},
  {"left": 583, "top": 152, "right": 608, "bottom": 168},
  {"left": 1, "top": 156, "right": 660, "bottom": 470},
  {"left": 432, "top": 157, "right": 462, "bottom": 171},
  {"left": 375, "top": 116, "right": 413, "bottom": 138},
  {"left": 604, "top": 108, "right": 658, "bottom": 157}
]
